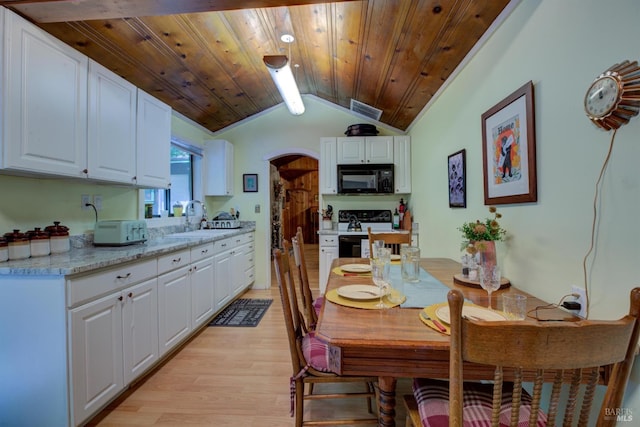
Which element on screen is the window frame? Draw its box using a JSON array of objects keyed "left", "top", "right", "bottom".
[{"left": 138, "top": 137, "right": 203, "bottom": 224}]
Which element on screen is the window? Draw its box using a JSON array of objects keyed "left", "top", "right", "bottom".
[{"left": 142, "top": 139, "right": 202, "bottom": 219}]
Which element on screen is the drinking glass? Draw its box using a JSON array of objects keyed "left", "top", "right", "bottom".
[
  {"left": 401, "top": 246, "right": 420, "bottom": 283},
  {"left": 478, "top": 264, "right": 501, "bottom": 309},
  {"left": 371, "top": 247, "right": 391, "bottom": 308},
  {"left": 372, "top": 239, "right": 385, "bottom": 259}
]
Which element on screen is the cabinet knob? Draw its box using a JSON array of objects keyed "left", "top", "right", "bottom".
[
  {"left": 116, "top": 273, "right": 131, "bottom": 279},
  {"left": 173, "top": 257, "right": 181, "bottom": 263},
  {"left": 128, "top": 292, "right": 133, "bottom": 298},
  {"left": 82, "top": 168, "right": 88, "bottom": 174},
  {"left": 201, "top": 249, "right": 208, "bottom": 254},
  {"left": 118, "top": 295, "right": 124, "bottom": 301}
]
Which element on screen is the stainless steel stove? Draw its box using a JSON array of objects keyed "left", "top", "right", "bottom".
[{"left": 337, "top": 209, "right": 392, "bottom": 257}]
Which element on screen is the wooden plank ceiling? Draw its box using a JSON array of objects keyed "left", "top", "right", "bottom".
[{"left": 1, "top": 0, "right": 511, "bottom": 133}]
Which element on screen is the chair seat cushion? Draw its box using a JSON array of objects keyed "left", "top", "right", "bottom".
[
  {"left": 302, "top": 332, "right": 332, "bottom": 373},
  {"left": 412, "top": 378, "right": 547, "bottom": 427},
  {"left": 313, "top": 296, "right": 324, "bottom": 316}
]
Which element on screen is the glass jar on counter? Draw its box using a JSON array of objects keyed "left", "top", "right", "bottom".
[
  {"left": 0, "top": 237, "right": 8, "bottom": 262},
  {"left": 28, "top": 227, "right": 50, "bottom": 257},
  {"left": 45, "top": 221, "right": 70, "bottom": 254},
  {"left": 4, "top": 230, "right": 31, "bottom": 260}
]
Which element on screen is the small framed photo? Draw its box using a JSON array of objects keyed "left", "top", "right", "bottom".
[
  {"left": 448, "top": 149, "right": 466, "bottom": 208},
  {"left": 481, "top": 81, "right": 537, "bottom": 205},
  {"left": 243, "top": 174, "right": 258, "bottom": 192}
]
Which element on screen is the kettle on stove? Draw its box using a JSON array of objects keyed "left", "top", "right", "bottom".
[{"left": 347, "top": 215, "right": 362, "bottom": 232}]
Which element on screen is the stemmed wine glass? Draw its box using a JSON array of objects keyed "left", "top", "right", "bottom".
[
  {"left": 478, "top": 264, "right": 501, "bottom": 309},
  {"left": 371, "top": 247, "right": 391, "bottom": 309}
]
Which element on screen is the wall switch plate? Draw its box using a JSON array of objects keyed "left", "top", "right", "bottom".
[
  {"left": 571, "top": 285, "right": 587, "bottom": 318},
  {"left": 94, "top": 195, "right": 103, "bottom": 211},
  {"left": 81, "top": 194, "right": 91, "bottom": 210},
  {"left": 255, "top": 204, "right": 260, "bottom": 213}
]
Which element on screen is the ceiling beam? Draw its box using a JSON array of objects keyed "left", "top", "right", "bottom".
[{"left": 0, "top": 0, "right": 358, "bottom": 23}]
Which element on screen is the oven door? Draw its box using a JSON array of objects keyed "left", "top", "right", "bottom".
[{"left": 338, "top": 234, "right": 368, "bottom": 258}]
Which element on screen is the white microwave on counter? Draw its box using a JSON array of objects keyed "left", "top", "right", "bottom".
[{"left": 337, "top": 163, "right": 394, "bottom": 194}]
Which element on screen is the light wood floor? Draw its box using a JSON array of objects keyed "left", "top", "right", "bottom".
[{"left": 89, "top": 243, "right": 412, "bottom": 426}]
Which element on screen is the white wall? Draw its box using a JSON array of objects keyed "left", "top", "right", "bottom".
[{"left": 408, "top": 0, "right": 640, "bottom": 413}]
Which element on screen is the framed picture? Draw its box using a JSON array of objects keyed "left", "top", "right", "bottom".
[
  {"left": 481, "top": 81, "right": 537, "bottom": 205},
  {"left": 448, "top": 149, "right": 466, "bottom": 208},
  {"left": 243, "top": 174, "right": 258, "bottom": 192}
]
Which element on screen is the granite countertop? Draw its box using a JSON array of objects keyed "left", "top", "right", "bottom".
[{"left": 0, "top": 226, "right": 256, "bottom": 277}]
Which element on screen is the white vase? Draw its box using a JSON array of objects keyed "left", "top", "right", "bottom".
[{"left": 322, "top": 220, "right": 332, "bottom": 230}]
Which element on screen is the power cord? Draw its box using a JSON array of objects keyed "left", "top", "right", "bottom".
[
  {"left": 527, "top": 293, "right": 581, "bottom": 321},
  {"left": 85, "top": 203, "right": 98, "bottom": 223},
  {"left": 581, "top": 128, "right": 618, "bottom": 319}
]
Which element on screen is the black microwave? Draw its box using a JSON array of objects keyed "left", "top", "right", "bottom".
[{"left": 337, "top": 163, "right": 394, "bottom": 194}]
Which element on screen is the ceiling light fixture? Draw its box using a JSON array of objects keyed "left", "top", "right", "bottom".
[{"left": 263, "top": 34, "right": 304, "bottom": 115}]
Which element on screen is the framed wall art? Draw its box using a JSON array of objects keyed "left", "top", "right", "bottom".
[
  {"left": 243, "top": 174, "right": 258, "bottom": 192},
  {"left": 481, "top": 81, "right": 537, "bottom": 205},
  {"left": 448, "top": 149, "right": 466, "bottom": 208}
]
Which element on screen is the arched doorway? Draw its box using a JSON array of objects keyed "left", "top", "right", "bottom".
[{"left": 270, "top": 154, "right": 319, "bottom": 249}]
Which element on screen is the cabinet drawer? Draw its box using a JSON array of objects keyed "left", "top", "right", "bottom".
[
  {"left": 244, "top": 249, "right": 255, "bottom": 267},
  {"left": 245, "top": 266, "right": 255, "bottom": 286},
  {"left": 67, "top": 258, "right": 157, "bottom": 307},
  {"left": 320, "top": 235, "right": 338, "bottom": 246},
  {"left": 157, "top": 249, "right": 190, "bottom": 275},
  {"left": 212, "top": 237, "right": 233, "bottom": 255},
  {"left": 190, "top": 243, "right": 214, "bottom": 263}
]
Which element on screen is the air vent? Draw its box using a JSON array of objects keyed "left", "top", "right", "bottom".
[{"left": 350, "top": 99, "right": 383, "bottom": 121}]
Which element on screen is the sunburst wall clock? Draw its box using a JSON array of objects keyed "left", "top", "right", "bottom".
[{"left": 584, "top": 60, "right": 640, "bottom": 130}]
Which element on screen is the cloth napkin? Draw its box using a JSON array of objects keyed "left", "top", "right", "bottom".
[{"left": 386, "top": 265, "right": 450, "bottom": 308}]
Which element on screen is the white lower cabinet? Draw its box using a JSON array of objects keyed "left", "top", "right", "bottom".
[
  {"left": 319, "top": 234, "right": 339, "bottom": 294},
  {"left": 214, "top": 243, "right": 233, "bottom": 311},
  {"left": 190, "top": 243, "right": 215, "bottom": 328},
  {"left": 157, "top": 249, "right": 192, "bottom": 357},
  {"left": 69, "top": 260, "right": 158, "bottom": 426}
]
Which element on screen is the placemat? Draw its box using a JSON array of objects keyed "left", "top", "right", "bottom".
[
  {"left": 332, "top": 265, "right": 371, "bottom": 277},
  {"left": 326, "top": 288, "right": 405, "bottom": 309}
]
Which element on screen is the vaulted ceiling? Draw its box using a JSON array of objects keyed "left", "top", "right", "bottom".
[{"left": 0, "top": 0, "right": 511, "bottom": 133}]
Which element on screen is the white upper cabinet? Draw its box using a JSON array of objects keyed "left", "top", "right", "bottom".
[
  {"left": 393, "top": 136, "right": 411, "bottom": 194},
  {"left": 87, "top": 60, "right": 137, "bottom": 183},
  {"left": 319, "top": 137, "right": 338, "bottom": 194},
  {"left": 204, "top": 139, "right": 234, "bottom": 196},
  {"left": 337, "top": 136, "right": 393, "bottom": 164},
  {"left": 2, "top": 9, "right": 88, "bottom": 177},
  {"left": 135, "top": 89, "right": 171, "bottom": 188}
]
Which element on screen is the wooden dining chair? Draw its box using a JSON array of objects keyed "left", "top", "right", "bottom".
[
  {"left": 404, "top": 287, "right": 640, "bottom": 427},
  {"left": 367, "top": 226, "right": 412, "bottom": 256},
  {"left": 273, "top": 245, "right": 378, "bottom": 427},
  {"left": 292, "top": 227, "right": 322, "bottom": 329}
]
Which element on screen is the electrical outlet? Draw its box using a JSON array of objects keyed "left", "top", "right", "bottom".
[
  {"left": 571, "top": 285, "right": 587, "bottom": 318},
  {"left": 81, "top": 194, "right": 91, "bottom": 210},
  {"left": 94, "top": 195, "right": 103, "bottom": 211}
]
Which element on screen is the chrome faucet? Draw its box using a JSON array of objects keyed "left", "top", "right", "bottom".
[{"left": 185, "top": 200, "right": 207, "bottom": 229}]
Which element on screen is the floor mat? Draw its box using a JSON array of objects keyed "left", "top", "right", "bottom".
[{"left": 209, "top": 298, "right": 273, "bottom": 327}]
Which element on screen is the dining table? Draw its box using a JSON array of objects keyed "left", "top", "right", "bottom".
[{"left": 315, "top": 257, "right": 577, "bottom": 427}]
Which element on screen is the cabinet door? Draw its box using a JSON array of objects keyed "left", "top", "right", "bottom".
[
  {"left": 204, "top": 139, "right": 234, "bottom": 196},
  {"left": 191, "top": 256, "right": 215, "bottom": 327},
  {"left": 70, "top": 292, "right": 123, "bottom": 426},
  {"left": 87, "top": 60, "right": 137, "bottom": 183},
  {"left": 366, "top": 136, "right": 394, "bottom": 163},
  {"left": 122, "top": 278, "right": 159, "bottom": 385},
  {"left": 319, "top": 245, "right": 339, "bottom": 294},
  {"left": 319, "top": 137, "right": 338, "bottom": 194},
  {"left": 3, "top": 9, "right": 88, "bottom": 177},
  {"left": 136, "top": 89, "right": 171, "bottom": 188},
  {"left": 336, "top": 137, "right": 365, "bottom": 164},
  {"left": 393, "top": 136, "right": 411, "bottom": 193},
  {"left": 157, "top": 265, "right": 192, "bottom": 357},
  {"left": 214, "top": 250, "right": 233, "bottom": 310},
  {"left": 231, "top": 244, "right": 248, "bottom": 296}
]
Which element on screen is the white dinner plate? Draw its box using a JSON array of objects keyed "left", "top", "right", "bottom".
[
  {"left": 390, "top": 254, "right": 401, "bottom": 261},
  {"left": 340, "top": 263, "right": 372, "bottom": 273},
  {"left": 337, "top": 285, "right": 384, "bottom": 300},
  {"left": 435, "top": 305, "right": 507, "bottom": 324}
]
